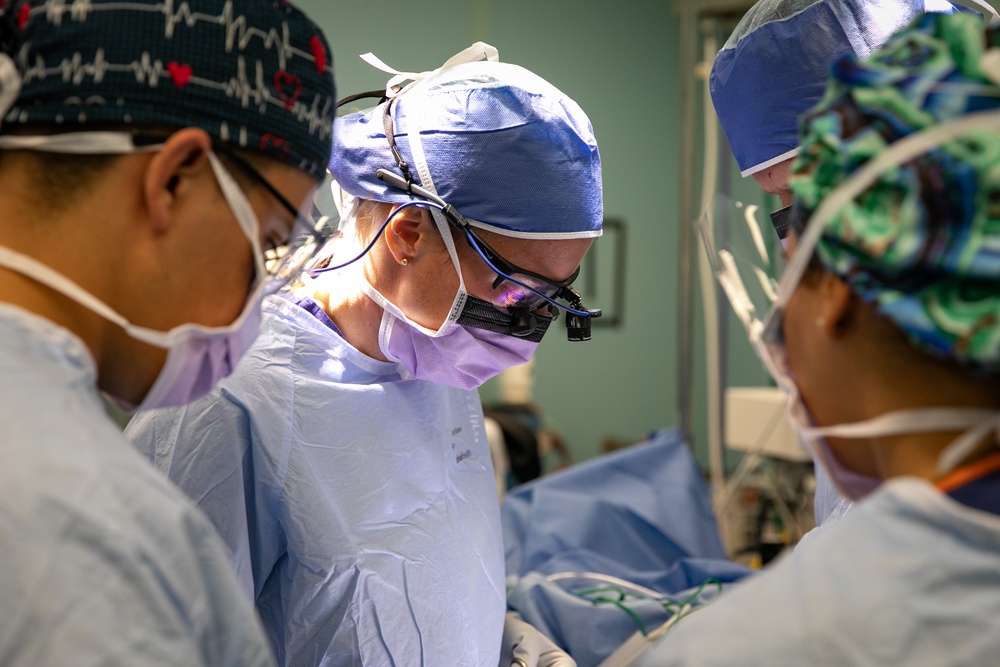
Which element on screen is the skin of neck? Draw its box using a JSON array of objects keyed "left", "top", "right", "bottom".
[
  {"left": 304, "top": 202, "right": 422, "bottom": 362},
  {"left": 307, "top": 273, "right": 389, "bottom": 360}
]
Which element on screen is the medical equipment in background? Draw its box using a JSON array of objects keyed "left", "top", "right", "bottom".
[
  {"left": 486, "top": 361, "right": 575, "bottom": 499},
  {"left": 676, "top": 0, "right": 758, "bottom": 508},
  {"left": 485, "top": 404, "right": 568, "bottom": 500},
  {"left": 719, "top": 385, "right": 815, "bottom": 564},
  {"left": 699, "top": 192, "right": 819, "bottom": 561}
]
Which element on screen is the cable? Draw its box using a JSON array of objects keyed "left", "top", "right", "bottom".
[
  {"left": 558, "top": 575, "right": 725, "bottom": 639},
  {"left": 308, "top": 200, "right": 431, "bottom": 275}
]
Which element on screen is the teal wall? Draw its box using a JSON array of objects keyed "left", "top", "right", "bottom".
[{"left": 296, "top": 0, "right": 771, "bottom": 469}]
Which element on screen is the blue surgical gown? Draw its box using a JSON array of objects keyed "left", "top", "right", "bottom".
[
  {"left": 813, "top": 460, "right": 853, "bottom": 528},
  {"left": 0, "top": 304, "right": 275, "bottom": 667},
  {"left": 126, "top": 293, "right": 507, "bottom": 667},
  {"left": 635, "top": 478, "right": 1000, "bottom": 666}
]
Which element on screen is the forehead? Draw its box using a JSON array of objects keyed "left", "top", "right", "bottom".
[{"left": 471, "top": 228, "right": 593, "bottom": 281}]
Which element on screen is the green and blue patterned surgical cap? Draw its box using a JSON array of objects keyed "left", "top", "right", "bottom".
[
  {"left": 790, "top": 11, "right": 1000, "bottom": 373},
  {"left": 0, "top": 0, "right": 336, "bottom": 177}
]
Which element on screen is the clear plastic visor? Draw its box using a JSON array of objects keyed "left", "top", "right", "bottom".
[{"left": 699, "top": 193, "right": 787, "bottom": 338}]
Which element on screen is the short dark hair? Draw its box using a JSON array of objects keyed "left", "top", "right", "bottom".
[{"left": 0, "top": 150, "right": 120, "bottom": 213}]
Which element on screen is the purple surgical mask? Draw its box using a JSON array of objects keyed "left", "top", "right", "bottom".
[{"left": 362, "top": 281, "right": 547, "bottom": 390}]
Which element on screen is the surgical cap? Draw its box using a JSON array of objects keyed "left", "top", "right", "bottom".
[
  {"left": 331, "top": 58, "right": 603, "bottom": 239},
  {"left": 0, "top": 0, "right": 336, "bottom": 178},
  {"left": 710, "top": 0, "right": 954, "bottom": 177},
  {"left": 791, "top": 11, "right": 1000, "bottom": 373}
]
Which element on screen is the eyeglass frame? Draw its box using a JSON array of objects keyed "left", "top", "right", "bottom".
[
  {"left": 376, "top": 168, "right": 593, "bottom": 318},
  {"left": 208, "top": 141, "right": 332, "bottom": 261}
]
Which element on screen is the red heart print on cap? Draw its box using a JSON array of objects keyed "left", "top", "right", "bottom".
[
  {"left": 260, "top": 134, "right": 290, "bottom": 159},
  {"left": 167, "top": 62, "right": 192, "bottom": 88},
  {"left": 274, "top": 71, "right": 302, "bottom": 110},
  {"left": 310, "top": 37, "right": 327, "bottom": 74}
]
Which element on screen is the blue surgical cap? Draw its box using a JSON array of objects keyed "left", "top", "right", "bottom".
[
  {"left": 710, "top": 0, "right": 954, "bottom": 177},
  {"left": 331, "top": 58, "right": 603, "bottom": 239}
]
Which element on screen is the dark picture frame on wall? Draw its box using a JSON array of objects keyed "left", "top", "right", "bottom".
[{"left": 582, "top": 217, "right": 626, "bottom": 328}]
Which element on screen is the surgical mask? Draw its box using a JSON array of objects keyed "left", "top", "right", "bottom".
[
  {"left": 704, "top": 109, "right": 1000, "bottom": 500},
  {"left": 0, "top": 133, "right": 273, "bottom": 411},
  {"left": 359, "top": 265, "right": 547, "bottom": 391},
  {"left": 794, "top": 402, "right": 1000, "bottom": 500},
  {"left": 374, "top": 297, "right": 544, "bottom": 390}
]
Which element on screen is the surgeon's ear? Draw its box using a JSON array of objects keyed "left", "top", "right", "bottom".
[
  {"left": 817, "top": 272, "right": 856, "bottom": 338},
  {"left": 143, "top": 128, "right": 214, "bottom": 233},
  {"left": 384, "top": 206, "right": 430, "bottom": 264}
]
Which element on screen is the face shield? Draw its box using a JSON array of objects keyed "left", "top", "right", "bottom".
[{"left": 699, "top": 194, "right": 788, "bottom": 345}]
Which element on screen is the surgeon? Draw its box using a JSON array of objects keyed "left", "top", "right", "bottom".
[
  {"left": 708, "top": 0, "right": 962, "bottom": 528},
  {"left": 637, "top": 11, "right": 1000, "bottom": 664},
  {"left": 0, "top": 0, "right": 336, "bottom": 664},
  {"left": 126, "top": 44, "right": 602, "bottom": 666}
]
